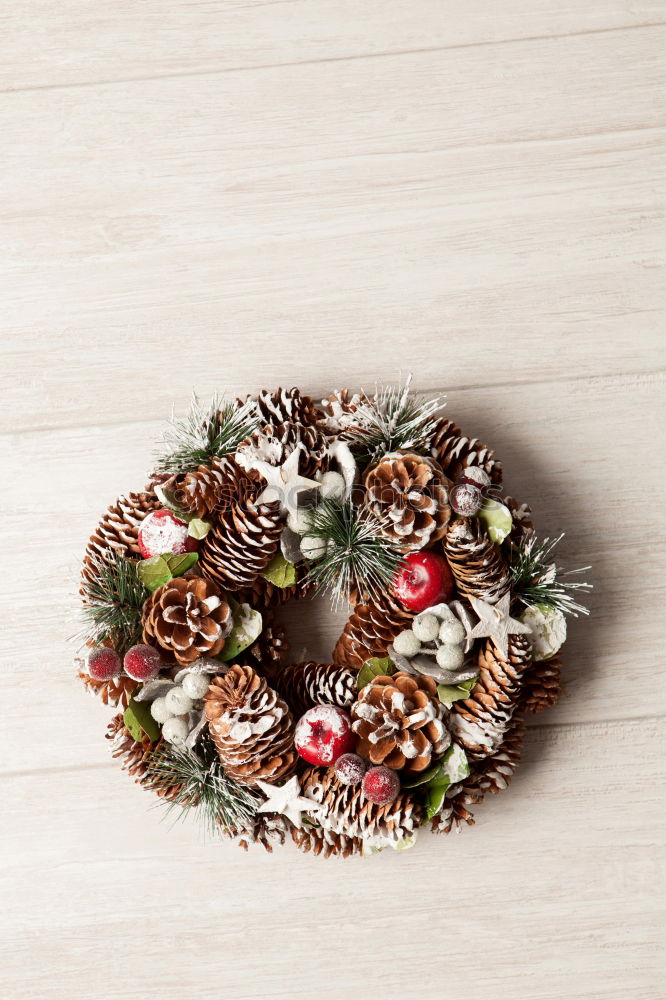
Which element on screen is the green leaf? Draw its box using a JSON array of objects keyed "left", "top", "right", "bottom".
[
  {"left": 439, "top": 743, "right": 471, "bottom": 784},
  {"left": 187, "top": 518, "right": 212, "bottom": 540},
  {"left": 393, "top": 834, "right": 417, "bottom": 851},
  {"left": 401, "top": 762, "right": 444, "bottom": 789},
  {"left": 164, "top": 551, "right": 199, "bottom": 577},
  {"left": 217, "top": 599, "right": 263, "bottom": 662},
  {"left": 357, "top": 656, "right": 395, "bottom": 691},
  {"left": 124, "top": 696, "right": 161, "bottom": 743},
  {"left": 478, "top": 498, "right": 513, "bottom": 544},
  {"left": 153, "top": 484, "right": 197, "bottom": 523},
  {"left": 137, "top": 555, "right": 173, "bottom": 593},
  {"left": 261, "top": 552, "right": 297, "bottom": 588},
  {"left": 425, "top": 775, "right": 451, "bottom": 820},
  {"left": 437, "top": 675, "right": 478, "bottom": 708}
]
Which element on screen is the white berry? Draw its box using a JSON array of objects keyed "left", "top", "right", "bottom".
[
  {"left": 412, "top": 613, "right": 440, "bottom": 643},
  {"left": 319, "top": 471, "right": 346, "bottom": 500},
  {"left": 300, "top": 534, "right": 327, "bottom": 559},
  {"left": 150, "top": 696, "right": 173, "bottom": 724},
  {"left": 181, "top": 672, "right": 210, "bottom": 700},
  {"left": 287, "top": 508, "right": 312, "bottom": 535},
  {"left": 165, "top": 686, "right": 194, "bottom": 716},
  {"left": 439, "top": 619, "right": 466, "bottom": 646},
  {"left": 393, "top": 629, "right": 421, "bottom": 657},
  {"left": 436, "top": 645, "right": 465, "bottom": 671},
  {"left": 162, "top": 716, "right": 189, "bottom": 746}
]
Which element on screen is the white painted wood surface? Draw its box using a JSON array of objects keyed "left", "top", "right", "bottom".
[{"left": 1, "top": 4, "right": 664, "bottom": 998}]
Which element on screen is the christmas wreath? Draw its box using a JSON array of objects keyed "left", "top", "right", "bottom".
[{"left": 76, "top": 382, "right": 590, "bottom": 857}]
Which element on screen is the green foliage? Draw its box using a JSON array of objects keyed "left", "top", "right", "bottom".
[
  {"left": 305, "top": 499, "right": 404, "bottom": 605},
  {"left": 437, "top": 675, "right": 478, "bottom": 708},
  {"left": 217, "top": 597, "right": 263, "bottom": 662},
  {"left": 80, "top": 552, "right": 146, "bottom": 654},
  {"left": 261, "top": 552, "right": 297, "bottom": 588},
  {"left": 357, "top": 656, "right": 394, "bottom": 691},
  {"left": 404, "top": 744, "right": 470, "bottom": 820},
  {"left": 124, "top": 696, "right": 161, "bottom": 743},
  {"left": 509, "top": 532, "right": 592, "bottom": 617},
  {"left": 137, "top": 551, "right": 199, "bottom": 592},
  {"left": 345, "top": 375, "right": 444, "bottom": 464},
  {"left": 154, "top": 393, "right": 259, "bottom": 475}
]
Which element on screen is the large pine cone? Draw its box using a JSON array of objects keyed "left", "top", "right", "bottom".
[
  {"left": 429, "top": 417, "right": 502, "bottom": 485},
  {"left": 171, "top": 456, "right": 237, "bottom": 519},
  {"left": 449, "top": 634, "right": 532, "bottom": 759},
  {"left": 82, "top": 491, "right": 161, "bottom": 586},
  {"left": 333, "top": 590, "right": 414, "bottom": 670},
  {"left": 236, "top": 421, "right": 331, "bottom": 482},
  {"left": 300, "top": 766, "right": 424, "bottom": 844},
  {"left": 276, "top": 661, "right": 357, "bottom": 718},
  {"left": 364, "top": 452, "right": 451, "bottom": 551},
  {"left": 443, "top": 517, "right": 510, "bottom": 604},
  {"left": 199, "top": 498, "right": 282, "bottom": 591},
  {"left": 142, "top": 576, "right": 233, "bottom": 665},
  {"left": 351, "top": 671, "right": 450, "bottom": 773},
  {"left": 241, "top": 386, "right": 319, "bottom": 428},
  {"left": 205, "top": 665, "right": 297, "bottom": 785}
]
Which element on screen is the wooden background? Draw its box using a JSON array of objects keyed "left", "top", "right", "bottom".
[{"left": 1, "top": 3, "right": 664, "bottom": 998}]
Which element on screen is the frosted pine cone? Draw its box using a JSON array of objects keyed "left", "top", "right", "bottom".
[
  {"left": 199, "top": 498, "right": 282, "bottom": 591},
  {"left": 173, "top": 456, "right": 236, "bottom": 518},
  {"left": 428, "top": 417, "right": 502, "bottom": 485},
  {"left": 241, "top": 387, "right": 319, "bottom": 428},
  {"left": 236, "top": 421, "right": 330, "bottom": 481},
  {"left": 276, "top": 661, "right": 357, "bottom": 718},
  {"left": 333, "top": 590, "right": 414, "bottom": 670},
  {"left": 318, "top": 388, "right": 365, "bottom": 436},
  {"left": 351, "top": 671, "right": 450, "bottom": 773},
  {"left": 82, "top": 491, "right": 161, "bottom": 586},
  {"left": 205, "top": 665, "right": 297, "bottom": 785},
  {"left": 521, "top": 657, "right": 562, "bottom": 713},
  {"left": 142, "top": 576, "right": 233, "bottom": 665},
  {"left": 443, "top": 517, "right": 510, "bottom": 604},
  {"left": 364, "top": 452, "right": 451, "bottom": 551}
]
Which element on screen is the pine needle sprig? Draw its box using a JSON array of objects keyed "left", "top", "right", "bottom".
[
  {"left": 154, "top": 393, "right": 259, "bottom": 475},
  {"left": 145, "top": 738, "right": 262, "bottom": 837},
  {"left": 79, "top": 552, "right": 146, "bottom": 652},
  {"left": 346, "top": 375, "right": 445, "bottom": 464},
  {"left": 509, "top": 533, "right": 592, "bottom": 617},
  {"left": 305, "top": 498, "right": 404, "bottom": 606}
]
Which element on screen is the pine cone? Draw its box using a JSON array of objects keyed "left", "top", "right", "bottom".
[
  {"left": 351, "top": 671, "right": 450, "bottom": 773},
  {"left": 79, "top": 671, "right": 137, "bottom": 708},
  {"left": 504, "top": 495, "right": 534, "bottom": 545},
  {"left": 300, "top": 766, "right": 424, "bottom": 844},
  {"left": 443, "top": 517, "right": 510, "bottom": 604},
  {"left": 521, "top": 656, "right": 562, "bottom": 713},
  {"left": 318, "top": 388, "right": 365, "bottom": 436},
  {"left": 291, "top": 825, "right": 364, "bottom": 859},
  {"left": 205, "top": 665, "right": 297, "bottom": 785},
  {"left": 82, "top": 491, "right": 161, "bottom": 585},
  {"left": 236, "top": 566, "right": 314, "bottom": 609},
  {"left": 364, "top": 452, "right": 451, "bottom": 551},
  {"left": 236, "top": 815, "right": 288, "bottom": 853},
  {"left": 199, "top": 498, "right": 282, "bottom": 591},
  {"left": 276, "top": 661, "right": 357, "bottom": 718},
  {"left": 333, "top": 591, "right": 414, "bottom": 670},
  {"left": 242, "top": 387, "right": 319, "bottom": 427},
  {"left": 106, "top": 714, "right": 155, "bottom": 780},
  {"left": 243, "top": 613, "right": 289, "bottom": 679},
  {"left": 429, "top": 417, "right": 502, "bottom": 485},
  {"left": 142, "top": 576, "right": 233, "bottom": 665},
  {"left": 449, "top": 634, "right": 532, "bottom": 759},
  {"left": 236, "top": 421, "right": 330, "bottom": 481},
  {"left": 172, "top": 456, "right": 236, "bottom": 518}
]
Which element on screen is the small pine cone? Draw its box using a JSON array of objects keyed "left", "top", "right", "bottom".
[
  {"left": 236, "top": 815, "right": 288, "bottom": 853},
  {"left": 106, "top": 713, "right": 156, "bottom": 781},
  {"left": 291, "top": 824, "right": 364, "bottom": 859},
  {"left": 431, "top": 792, "right": 476, "bottom": 835},
  {"left": 521, "top": 657, "right": 562, "bottom": 713},
  {"left": 199, "top": 499, "right": 282, "bottom": 591},
  {"left": 236, "top": 421, "right": 331, "bottom": 482},
  {"left": 300, "top": 766, "right": 424, "bottom": 844},
  {"left": 276, "top": 661, "right": 357, "bottom": 718},
  {"left": 205, "top": 665, "right": 297, "bottom": 785},
  {"left": 243, "top": 613, "right": 289, "bottom": 680},
  {"left": 449, "top": 634, "right": 532, "bottom": 759},
  {"left": 504, "top": 495, "right": 534, "bottom": 544},
  {"left": 333, "top": 589, "right": 415, "bottom": 670},
  {"left": 428, "top": 417, "right": 502, "bottom": 485},
  {"left": 364, "top": 452, "right": 451, "bottom": 552},
  {"left": 142, "top": 576, "right": 233, "bottom": 665},
  {"left": 242, "top": 386, "right": 319, "bottom": 428},
  {"left": 79, "top": 671, "right": 137, "bottom": 708},
  {"left": 82, "top": 491, "right": 161, "bottom": 586},
  {"left": 318, "top": 388, "right": 365, "bottom": 436},
  {"left": 173, "top": 456, "right": 237, "bottom": 518},
  {"left": 351, "top": 671, "right": 450, "bottom": 774},
  {"left": 443, "top": 517, "right": 510, "bottom": 604}
]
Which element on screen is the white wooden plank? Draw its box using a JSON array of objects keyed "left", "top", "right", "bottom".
[
  {"left": 1, "top": 372, "right": 663, "bottom": 775},
  {"left": 1, "top": 718, "right": 663, "bottom": 1000},
  {"left": 1, "top": 28, "right": 665, "bottom": 432},
  {"left": 0, "top": 1, "right": 662, "bottom": 92}
]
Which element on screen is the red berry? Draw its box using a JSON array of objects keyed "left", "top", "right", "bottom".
[
  {"left": 334, "top": 753, "right": 367, "bottom": 786},
  {"left": 393, "top": 551, "right": 455, "bottom": 612},
  {"left": 87, "top": 646, "right": 121, "bottom": 681},
  {"left": 362, "top": 766, "right": 400, "bottom": 805},
  {"left": 450, "top": 482, "right": 482, "bottom": 516},
  {"left": 123, "top": 643, "right": 163, "bottom": 682},
  {"left": 138, "top": 509, "right": 198, "bottom": 559},
  {"left": 294, "top": 705, "right": 355, "bottom": 767}
]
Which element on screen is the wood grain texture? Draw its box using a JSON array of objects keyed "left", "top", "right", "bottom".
[{"left": 0, "top": 2, "right": 664, "bottom": 998}]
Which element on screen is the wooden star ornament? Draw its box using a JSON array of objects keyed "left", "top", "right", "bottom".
[
  {"left": 256, "top": 776, "right": 322, "bottom": 829},
  {"left": 466, "top": 593, "right": 531, "bottom": 659},
  {"left": 241, "top": 444, "right": 320, "bottom": 517}
]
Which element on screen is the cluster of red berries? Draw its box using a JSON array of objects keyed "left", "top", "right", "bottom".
[{"left": 87, "top": 643, "right": 163, "bottom": 683}]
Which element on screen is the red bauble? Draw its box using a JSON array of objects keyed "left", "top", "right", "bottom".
[
  {"left": 450, "top": 482, "right": 482, "bottom": 517},
  {"left": 87, "top": 646, "right": 122, "bottom": 681},
  {"left": 294, "top": 705, "right": 355, "bottom": 767},
  {"left": 123, "top": 643, "right": 163, "bottom": 682},
  {"left": 393, "top": 551, "right": 454, "bottom": 612},
  {"left": 138, "top": 509, "right": 198, "bottom": 559},
  {"left": 362, "top": 766, "right": 400, "bottom": 805}
]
